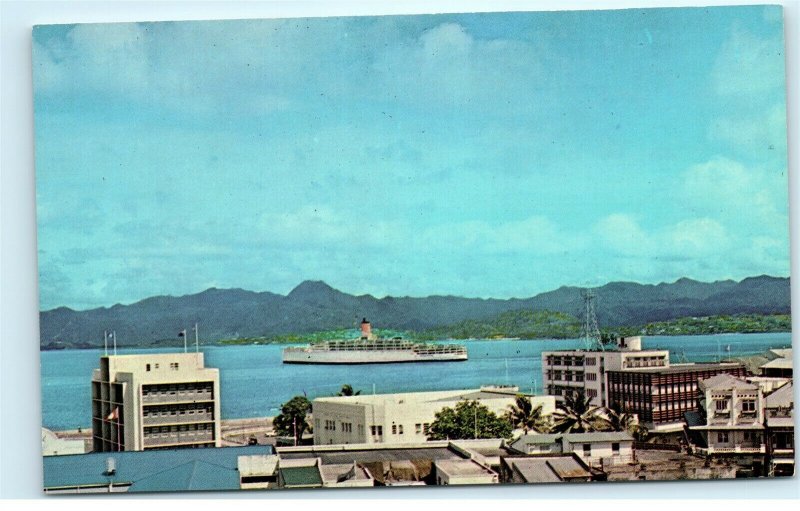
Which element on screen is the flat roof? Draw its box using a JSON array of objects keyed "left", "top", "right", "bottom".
[
  {"left": 280, "top": 465, "right": 322, "bottom": 487},
  {"left": 435, "top": 459, "right": 496, "bottom": 477},
  {"left": 610, "top": 362, "right": 743, "bottom": 375},
  {"left": 43, "top": 445, "right": 273, "bottom": 492},
  {"left": 278, "top": 446, "right": 463, "bottom": 465}
]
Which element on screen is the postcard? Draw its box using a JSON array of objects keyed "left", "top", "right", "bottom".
[{"left": 34, "top": 5, "right": 792, "bottom": 493}]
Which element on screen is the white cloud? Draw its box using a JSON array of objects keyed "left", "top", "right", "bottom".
[{"left": 711, "top": 25, "right": 784, "bottom": 98}]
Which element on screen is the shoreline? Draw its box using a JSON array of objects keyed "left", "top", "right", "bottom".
[{"left": 40, "top": 329, "right": 793, "bottom": 351}]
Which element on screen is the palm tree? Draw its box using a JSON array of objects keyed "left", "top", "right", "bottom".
[
  {"left": 602, "top": 402, "right": 634, "bottom": 432},
  {"left": 337, "top": 384, "right": 361, "bottom": 397},
  {"left": 550, "top": 390, "right": 607, "bottom": 433},
  {"left": 506, "top": 395, "right": 550, "bottom": 434}
]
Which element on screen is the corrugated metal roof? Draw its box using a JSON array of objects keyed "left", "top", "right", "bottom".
[
  {"left": 562, "top": 432, "right": 633, "bottom": 443},
  {"left": 43, "top": 445, "right": 273, "bottom": 492},
  {"left": 699, "top": 373, "right": 758, "bottom": 391},
  {"left": 280, "top": 465, "right": 323, "bottom": 487},
  {"left": 765, "top": 381, "right": 794, "bottom": 408},
  {"left": 279, "top": 446, "right": 462, "bottom": 464},
  {"left": 129, "top": 460, "right": 238, "bottom": 493}
]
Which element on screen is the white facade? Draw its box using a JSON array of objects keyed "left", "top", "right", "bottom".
[
  {"left": 312, "top": 386, "right": 556, "bottom": 445},
  {"left": 41, "top": 428, "right": 87, "bottom": 456},
  {"left": 91, "top": 352, "right": 222, "bottom": 451},
  {"left": 690, "top": 374, "right": 766, "bottom": 455},
  {"left": 542, "top": 336, "right": 669, "bottom": 407},
  {"left": 433, "top": 459, "right": 499, "bottom": 485},
  {"left": 509, "top": 432, "right": 634, "bottom": 467}
]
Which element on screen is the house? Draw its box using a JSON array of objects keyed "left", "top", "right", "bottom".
[
  {"left": 685, "top": 373, "right": 767, "bottom": 476},
  {"left": 508, "top": 431, "right": 634, "bottom": 468}
]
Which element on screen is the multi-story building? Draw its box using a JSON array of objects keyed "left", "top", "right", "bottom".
[
  {"left": 760, "top": 348, "right": 793, "bottom": 378},
  {"left": 542, "top": 336, "right": 669, "bottom": 407},
  {"left": 91, "top": 352, "right": 221, "bottom": 452},
  {"left": 764, "top": 381, "right": 794, "bottom": 476},
  {"left": 685, "top": 373, "right": 766, "bottom": 474},
  {"left": 312, "top": 386, "right": 555, "bottom": 446},
  {"left": 606, "top": 362, "right": 747, "bottom": 430}
]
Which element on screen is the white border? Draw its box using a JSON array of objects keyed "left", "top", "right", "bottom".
[{"left": 2, "top": 0, "right": 799, "bottom": 501}]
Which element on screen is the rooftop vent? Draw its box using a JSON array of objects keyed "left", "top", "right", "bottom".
[{"left": 105, "top": 457, "right": 116, "bottom": 476}]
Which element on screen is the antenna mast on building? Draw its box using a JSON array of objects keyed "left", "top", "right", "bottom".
[{"left": 580, "top": 288, "right": 603, "bottom": 351}]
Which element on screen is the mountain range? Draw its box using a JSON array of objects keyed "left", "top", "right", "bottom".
[{"left": 39, "top": 275, "right": 790, "bottom": 348}]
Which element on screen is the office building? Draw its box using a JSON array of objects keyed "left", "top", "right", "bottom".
[
  {"left": 542, "top": 336, "right": 669, "bottom": 407},
  {"left": 312, "top": 386, "right": 556, "bottom": 445},
  {"left": 606, "top": 362, "right": 747, "bottom": 430},
  {"left": 91, "top": 352, "right": 221, "bottom": 452}
]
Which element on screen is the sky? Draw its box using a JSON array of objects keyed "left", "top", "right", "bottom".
[{"left": 32, "top": 6, "right": 789, "bottom": 310}]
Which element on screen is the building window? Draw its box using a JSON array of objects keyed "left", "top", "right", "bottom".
[
  {"left": 146, "top": 364, "right": 151, "bottom": 372},
  {"left": 715, "top": 399, "right": 728, "bottom": 411},
  {"left": 154, "top": 363, "right": 160, "bottom": 369},
  {"left": 717, "top": 432, "right": 729, "bottom": 443},
  {"left": 415, "top": 423, "right": 422, "bottom": 434},
  {"left": 612, "top": 443, "right": 620, "bottom": 455},
  {"left": 392, "top": 424, "right": 397, "bottom": 435},
  {"left": 371, "top": 425, "right": 383, "bottom": 436},
  {"left": 583, "top": 444, "right": 591, "bottom": 456},
  {"left": 742, "top": 400, "right": 756, "bottom": 413},
  {"left": 585, "top": 373, "right": 597, "bottom": 381},
  {"left": 170, "top": 362, "right": 179, "bottom": 370},
  {"left": 586, "top": 357, "right": 596, "bottom": 366},
  {"left": 423, "top": 423, "right": 430, "bottom": 435},
  {"left": 398, "top": 424, "right": 404, "bottom": 434}
]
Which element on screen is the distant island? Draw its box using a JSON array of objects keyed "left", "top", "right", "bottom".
[
  {"left": 213, "top": 311, "right": 791, "bottom": 347},
  {"left": 39, "top": 275, "right": 790, "bottom": 350}
]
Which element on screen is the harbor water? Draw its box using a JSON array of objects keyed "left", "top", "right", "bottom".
[{"left": 40, "top": 332, "right": 791, "bottom": 430}]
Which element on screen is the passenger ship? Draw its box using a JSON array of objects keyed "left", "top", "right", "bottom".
[{"left": 282, "top": 319, "right": 468, "bottom": 364}]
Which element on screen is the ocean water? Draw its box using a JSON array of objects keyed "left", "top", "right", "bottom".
[{"left": 40, "top": 332, "right": 791, "bottom": 430}]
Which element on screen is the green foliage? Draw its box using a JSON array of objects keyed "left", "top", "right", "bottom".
[
  {"left": 505, "top": 395, "right": 550, "bottom": 434},
  {"left": 550, "top": 391, "right": 608, "bottom": 433},
  {"left": 428, "top": 400, "right": 513, "bottom": 440},
  {"left": 416, "top": 311, "right": 790, "bottom": 342},
  {"left": 337, "top": 384, "right": 361, "bottom": 396},
  {"left": 214, "top": 312, "right": 791, "bottom": 346},
  {"left": 416, "top": 310, "right": 582, "bottom": 340},
  {"left": 272, "top": 395, "right": 312, "bottom": 441},
  {"left": 611, "top": 314, "right": 791, "bottom": 337}
]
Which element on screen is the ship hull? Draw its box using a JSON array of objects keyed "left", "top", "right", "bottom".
[{"left": 282, "top": 349, "right": 468, "bottom": 364}]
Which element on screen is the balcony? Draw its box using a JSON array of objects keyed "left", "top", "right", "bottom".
[
  {"left": 143, "top": 413, "right": 214, "bottom": 426},
  {"left": 142, "top": 391, "right": 213, "bottom": 404},
  {"left": 143, "top": 431, "right": 214, "bottom": 447},
  {"left": 704, "top": 443, "right": 766, "bottom": 454}
]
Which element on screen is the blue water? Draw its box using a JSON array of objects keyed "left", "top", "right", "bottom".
[{"left": 40, "top": 333, "right": 791, "bottom": 430}]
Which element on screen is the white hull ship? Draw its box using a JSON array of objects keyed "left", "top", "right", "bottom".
[{"left": 282, "top": 319, "right": 468, "bottom": 365}]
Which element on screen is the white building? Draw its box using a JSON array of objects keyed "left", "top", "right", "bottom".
[
  {"left": 433, "top": 458, "right": 499, "bottom": 485},
  {"left": 508, "top": 431, "right": 634, "bottom": 467},
  {"left": 91, "top": 352, "right": 222, "bottom": 451},
  {"left": 312, "top": 386, "right": 556, "bottom": 445},
  {"left": 542, "top": 336, "right": 669, "bottom": 407},
  {"left": 41, "top": 428, "right": 87, "bottom": 456},
  {"left": 688, "top": 373, "right": 766, "bottom": 457}
]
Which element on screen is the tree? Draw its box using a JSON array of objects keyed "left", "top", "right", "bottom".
[
  {"left": 337, "top": 384, "right": 361, "bottom": 397},
  {"left": 427, "top": 400, "right": 513, "bottom": 440},
  {"left": 505, "top": 395, "right": 550, "bottom": 434},
  {"left": 550, "top": 390, "right": 607, "bottom": 433},
  {"left": 273, "top": 396, "right": 312, "bottom": 444},
  {"left": 602, "top": 402, "right": 635, "bottom": 433}
]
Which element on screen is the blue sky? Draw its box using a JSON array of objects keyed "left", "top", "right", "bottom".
[{"left": 33, "top": 6, "right": 789, "bottom": 310}]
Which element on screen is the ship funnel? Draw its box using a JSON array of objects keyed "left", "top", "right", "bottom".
[{"left": 360, "top": 318, "right": 371, "bottom": 340}]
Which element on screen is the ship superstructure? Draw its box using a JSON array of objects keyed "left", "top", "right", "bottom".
[{"left": 282, "top": 319, "right": 468, "bottom": 364}]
